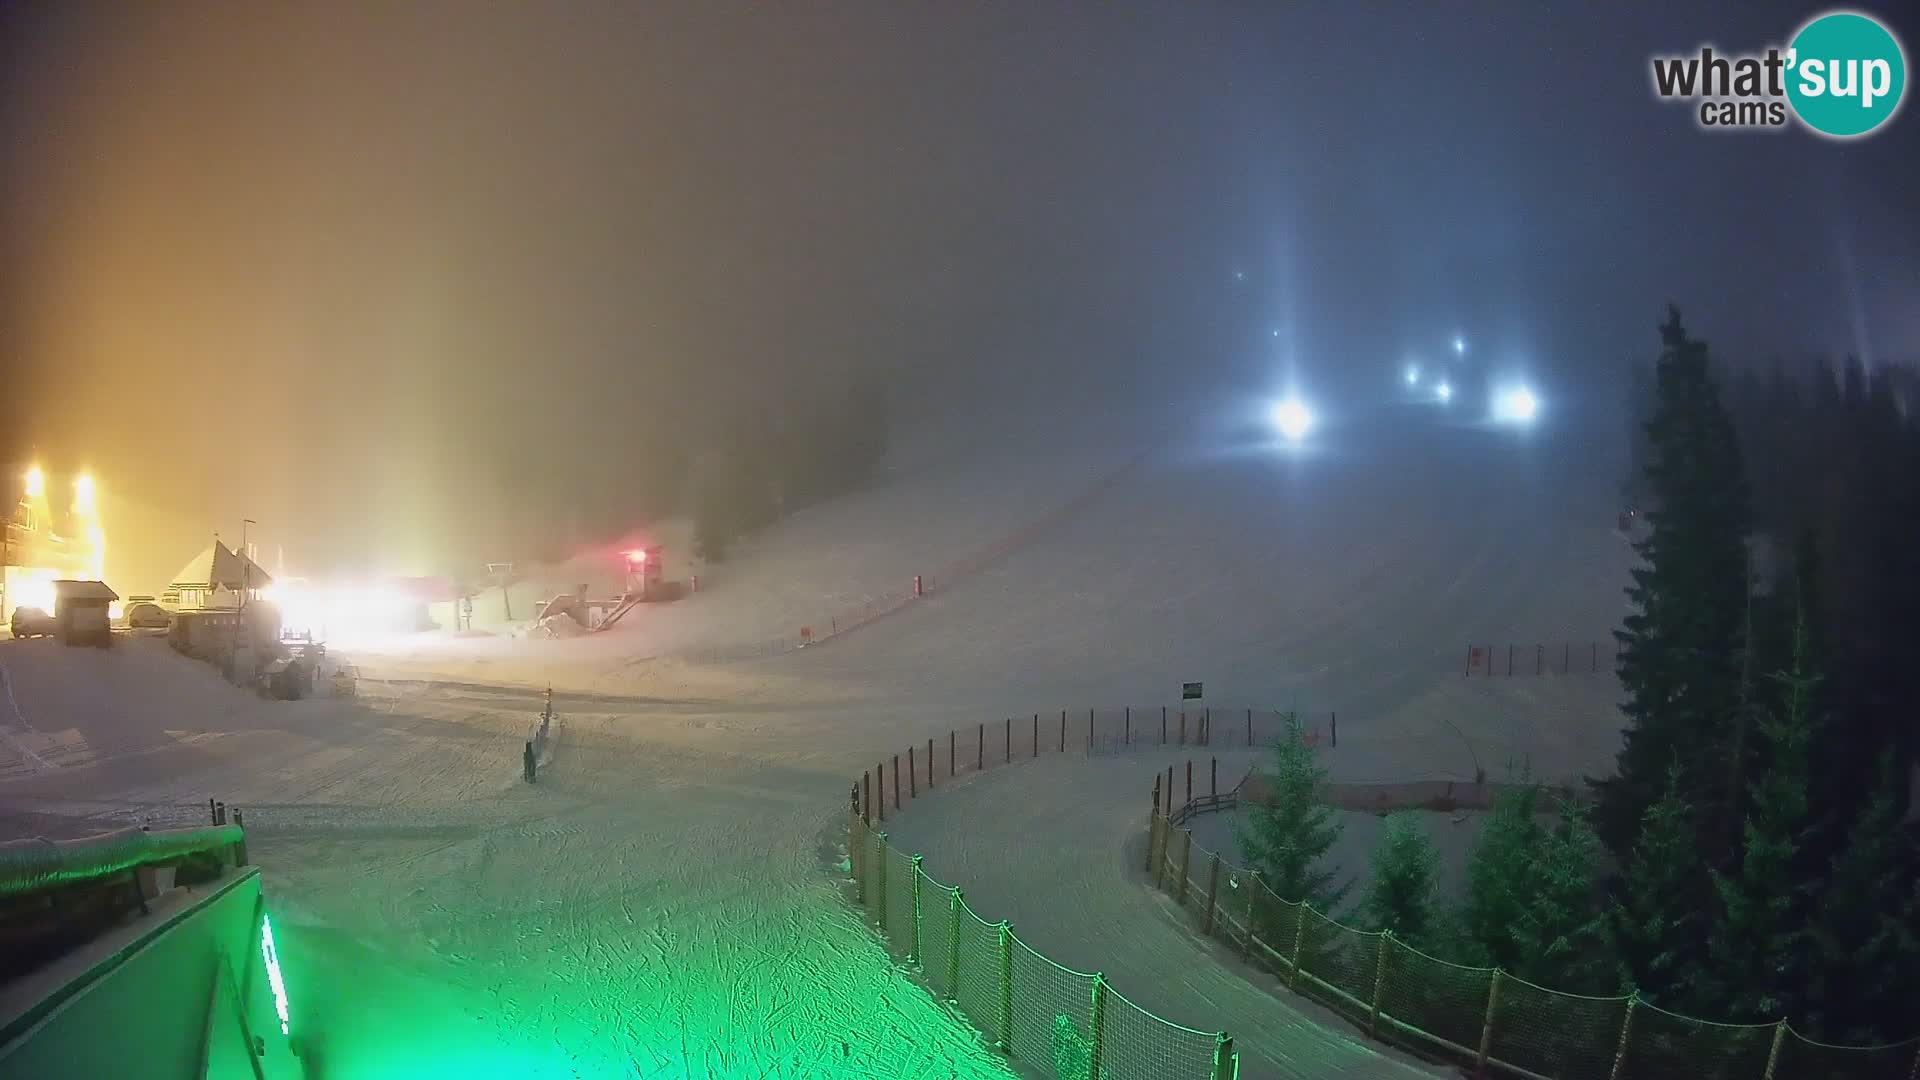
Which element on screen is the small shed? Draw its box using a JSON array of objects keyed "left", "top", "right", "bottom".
[{"left": 52, "top": 580, "right": 118, "bottom": 647}]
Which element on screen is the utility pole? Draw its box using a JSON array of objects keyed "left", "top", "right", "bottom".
[{"left": 240, "top": 520, "right": 256, "bottom": 614}]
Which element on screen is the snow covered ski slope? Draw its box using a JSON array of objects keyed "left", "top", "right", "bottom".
[{"left": 0, "top": 395, "right": 1632, "bottom": 1077}]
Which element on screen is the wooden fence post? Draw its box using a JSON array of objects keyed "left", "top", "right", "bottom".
[
  {"left": 1245, "top": 870, "right": 1264, "bottom": 956},
  {"left": 1475, "top": 970, "right": 1503, "bottom": 1077},
  {"left": 1202, "top": 852, "right": 1223, "bottom": 935},
  {"left": 949, "top": 730, "right": 955, "bottom": 777},
  {"left": 863, "top": 770, "right": 872, "bottom": 825},
  {"left": 232, "top": 809, "right": 248, "bottom": 866},
  {"left": 1370, "top": 931, "right": 1391, "bottom": 1037},
  {"left": 874, "top": 830, "right": 889, "bottom": 930},
  {"left": 1033, "top": 713, "right": 1039, "bottom": 758},
  {"left": 1246, "top": 707, "right": 1253, "bottom": 746},
  {"left": 877, "top": 761, "right": 886, "bottom": 822},
  {"left": 1147, "top": 777, "right": 1162, "bottom": 872},
  {"left": 1153, "top": 815, "right": 1170, "bottom": 889},
  {"left": 1331, "top": 711, "right": 1337, "bottom": 748},
  {"left": 945, "top": 888, "right": 963, "bottom": 1002},
  {"left": 908, "top": 746, "right": 917, "bottom": 798},
  {"left": 1088, "top": 974, "right": 1109, "bottom": 1080},
  {"left": 852, "top": 809, "right": 867, "bottom": 905},
  {"left": 1176, "top": 828, "right": 1194, "bottom": 906},
  {"left": 1607, "top": 994, "right": 1639, "bottom": 1080},
  {"left": 908, "top": 854, "right": 924, "bottom": 963},
  {"left": 996, "top": 922, "right": 1014, "bottom": 1053},
  {"left": 1186, "top": 760, "right": 1193, "bottom": 804},
  {"left": 927, "top": 738, "right": 934, "bottom": 788},
  {"left": 893, "top": 754, "right": 901, "bottom": 809},
  {"left": 1211, "top": 756, "right": 1218, "bottom": 798},
  {"left": 1762, "top": 1020, "right": 1787, "bottom": 1080},
  {"left": 1289, "top": 908, "right": 1308, "bottom": 989},
  {"left": 1059, "top": 709, "right": 1066, "bottom": 753},
  {"left": 1125, "top": 706, "right": 1131, "bottom": 744},
  {"left": 1179, "top": 711, "right": 1187, "bottom": 744},
  {"left": 1005, "top": 717, "right": 1011, "bottom": 763},
  {"left": 1211, "top": 1034, "right": 1235, "bottom": 1080},
  {"left": 978, "top": 723, "right": 984, "bottom": 770},
  {"left": 1088, "top": 707, "right": 1094, "bottom": 751}
]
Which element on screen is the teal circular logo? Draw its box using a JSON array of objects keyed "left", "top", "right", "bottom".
[{"left": 1786, "top": 11, "right": 1907, "bottom": 138}]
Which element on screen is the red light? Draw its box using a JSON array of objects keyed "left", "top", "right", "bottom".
[{"left": 624, "top": 549, "right": 646, "bottom": 565}]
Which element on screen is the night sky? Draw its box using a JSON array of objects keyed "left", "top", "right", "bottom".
[{"left": 3, "top": 2, "right": 1915, "bottom": 588}]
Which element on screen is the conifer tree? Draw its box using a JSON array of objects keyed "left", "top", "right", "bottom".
[
  {"left": 1705, "top": 598, "right": 1820, "bottom": 1022},
  {"left": 1593, "top": 305, "right": 1753, "bottom": 865},
  {"left": 1363, "top": 812, "right": 1440, "bottom": 946},
  {"left": 1608, "top": 762, "right": 1711, "bottom": 1009},
  {"left": 1806, "top": 759, "right": 1920, "bottom": 1043},
  {"left": 1459, "top": 778, "right": 1541, "bottom": 971},
  {"left": 1233, "top": 712, "right": 1346, "bottom": 909},
  {"left": 1462, "top": 779, "right": 1607, "bottom": 987},
  {"left": 1510, "top": 798, "right": 1610, "bottom": 991}
]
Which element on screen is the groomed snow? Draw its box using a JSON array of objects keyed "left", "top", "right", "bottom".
[{"left": 0, "top": 395, "right": 1632, "bottom": 1077}]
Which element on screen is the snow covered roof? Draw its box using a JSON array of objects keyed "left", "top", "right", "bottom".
[
  {"left": 52, "top": 580, "right": 119, "bottom": 602},
  {"left": 167, "top": 541, "right": 273, "bottom": 591}
]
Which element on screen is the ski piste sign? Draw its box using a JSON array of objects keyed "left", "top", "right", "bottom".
[
  {"left": 1649, "top": 9, "right": 1908, "bottom": 138},
  {"left": 1182, "top": 681, "right": 1203, "bottom": 701}
]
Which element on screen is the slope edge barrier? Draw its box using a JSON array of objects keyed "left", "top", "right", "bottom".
[{"left": 1144, "top": 769, "right": 1920, "bottom": 1080}]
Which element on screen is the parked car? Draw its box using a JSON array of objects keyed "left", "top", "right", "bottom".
[
  {"left": 10, "top": 606, "right": 56, "bottom": 638},
  {"left": 124, "top": 602, "right": 173, "bottom": 629}
]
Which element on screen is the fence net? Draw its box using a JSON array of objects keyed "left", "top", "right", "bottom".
[
  {"left": 1773, "top": 1031, "right": 1920, "bottom": 1080},
  {"left": 852, "top": 813, "right": 1230, "bottom": 1080},
  {"left": 1140, "top": 801, "right": 1918, "bottom": 1080},
  {"left": 1088, "top": 706, "right": 1331, "bottom": 757},
  {"left": 883, "top": 846, "right": 916, "bottom": 954},
  {"left": 952, "top": 903, "right": 1006, "bottom": 1048},
  {"left": 1617, "top": 999, "right": 1775, "bottom": 1080},
  {"left": 1488, "top": 975, "right": 1627, "bottom": 1080},
  {"left": 1297, "top": 910, "right": 1378, "bottom": 1019},
  {"left": 1008, "top": 937, "right": 1095, "bottom": 1075},
  {"left": 1376, "top": 938, "right": 1493, "bottom": 1057},
  {"left": 1465, "top": 639, "right": 1620, "bottom": 676},
  {"left": 918, "top": 867, "right": 957, "bottom": 999},
  {"left": 853, "top": 728, "right": 1920, "bottom": 1080},
  {"left": 1101, "top": 983, "right": 1223, "bottom": 1080}
]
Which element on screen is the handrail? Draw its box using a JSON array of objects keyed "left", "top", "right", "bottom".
[{"left": 0, "top": 825, "right": 244, "bottom": 898}]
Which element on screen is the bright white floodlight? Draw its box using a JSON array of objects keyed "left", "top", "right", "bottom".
[
  {"left": 1271, "top": 397, "right": 1315, "bottom": 441},
  {"left": 1452, "top": 334, "right": 1467, "bottom": 355},
  {"left": 1494, "top": 385, "right": 1540, "bottom": 423},
  {"left": 1435, "top": 380, "right": 1453, "bottom": 403},
  {"left": 1404, "top": 364, "right": 1420, "bottom": 386}
]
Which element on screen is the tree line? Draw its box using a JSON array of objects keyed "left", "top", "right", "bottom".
[{"left": 1241, "top": 308, "right": 1919, "bottom": 1044}]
